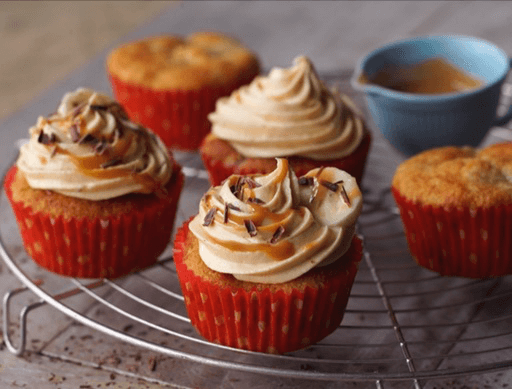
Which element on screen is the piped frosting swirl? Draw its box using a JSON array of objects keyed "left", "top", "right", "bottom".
[
  {"left": 189, "top": 158, "right": 363, "bottom": 283},
  {"left": 16, "top": 88, "right": 173, "bottom": 200},
  {"left": 208, "top": 56, "right": 365, "bottom": 160}
]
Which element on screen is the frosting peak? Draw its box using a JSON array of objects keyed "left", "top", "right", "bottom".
[
  {"left": 208, "top": 55, "right": 365, "bottom": 160},
  {"left": 17, "top": 88, "right": 174, "bottom": 200},
  {"left": 189, "top": 158, "right": 363, "bottom": 283}
]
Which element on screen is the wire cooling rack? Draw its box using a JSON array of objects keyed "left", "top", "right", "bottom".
[{"left": 2, "top": 75, "right": 512, "bottom": 389}]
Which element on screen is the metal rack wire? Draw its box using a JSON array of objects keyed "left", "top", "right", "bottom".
[{"left": 3, "top": 76, "right": 512, "bottom": 388}]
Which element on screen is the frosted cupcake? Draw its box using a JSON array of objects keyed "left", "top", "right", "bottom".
[
  {"left": 173, "top": 158, "right": 363, "bottom": 353},
  {"left": 200, "top": 56, "right": 371, "bottom": 186},
  {"left": 5, "top": 88, "right": 184, "bottom": 278}
]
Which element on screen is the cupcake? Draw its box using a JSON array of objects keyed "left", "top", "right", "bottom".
[
  {"left": 200, "top": 56, "right": 371, "bottom": 186},
  {"left": 392, "top": 143, "right": 512, "bottom": 278},
  {"left": 106, "top": 32, "right": 260, "bottom": 151},
  {"left": 4, "top": 88, "right": 184, "bottom": 278},
  {"left": 174, "top": 158, "right": 363, "bottom": 353}
]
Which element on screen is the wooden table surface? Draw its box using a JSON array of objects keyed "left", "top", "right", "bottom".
[{"left": 2, "top": 2, "right": 512, "bottom": 388}]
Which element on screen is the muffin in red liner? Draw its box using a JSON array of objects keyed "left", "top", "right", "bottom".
[
  {"left": 200, "top": 129, "right": 371, "bottom": 186},
  {"left": 174, "top": 158, "right": 364, "bottom": 353},
  {"left": 200, "top": 56, "right": 371, "bottom": 186},
  {"left": 5, "top": 165, "right": 183, "bottom": 278},
  {"left": 107, "top": 32, "right": 260, "bottom": 151},
  {"left": 392, "top": 143, "right": 512, "bottom": 278},
  {"left": 6, "top": 88, "right": 184, "bottom": 278},
  {"left": 174, "top": 220, "right": 362, "bottom": 354}
]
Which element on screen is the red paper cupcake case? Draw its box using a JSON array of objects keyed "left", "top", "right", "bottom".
[
  {"left": 200, "top": 130, "right": 372, "bottom": 186},
  {"left": 109, "top": 74, "right": 257, "bottom": 151},
  {"left": 4, "top": 166, "right": 184, "bottom": 278},
  {"left": 173, "top": 221, "right": 362, "bottom": 354},
  {"left": 392, "top": 187, "right": 512, "bottom": 278}
]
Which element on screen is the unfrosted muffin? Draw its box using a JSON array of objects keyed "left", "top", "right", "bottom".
[
  {"left": 107, "top": 32, "right": 260, "bottom": 150},
  {"left": 392, "top": 143, "right": 512, "bottom": 277},
  {"left": 5, "top": 88, "right": 184, "bottom": 278},
  {"left": 174, "top": 158, "right": 363, "bottom": 353},
  {"left": 200, "top": 56, "right": 371, "bottom": 186}
]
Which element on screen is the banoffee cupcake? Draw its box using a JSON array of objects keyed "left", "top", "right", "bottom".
[
  {"left": 107, "top": 32, "right": 260, "bottom": 150},
  {"left": 5, "top": 88, "right": 184, "bottom": 278},
  {"left": 200, "top": 56, "right": 371, "bottom": 186},
  {"left": 392, "top": 143, "right": 512, "bottom": 278},
  {"left": 174, "top": 158, "right": 363, "bottom": 353}
]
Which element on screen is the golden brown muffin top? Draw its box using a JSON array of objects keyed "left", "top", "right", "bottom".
[
  {"left": 106, "top": 32, "right": 260, "bottom": 90},
  {"left": 392, "top": 143, "right": 512, "bottom": 208}
]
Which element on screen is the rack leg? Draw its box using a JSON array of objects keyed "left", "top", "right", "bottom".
[{"left": 2, "top": 287, "right": 46, "bottom": 356}]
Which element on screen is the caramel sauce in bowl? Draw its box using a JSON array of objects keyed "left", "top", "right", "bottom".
[
  {"left": 351, "top": 35, "right": 512, "bottom": 156},
  {"left": 358, "top": 58, "right": 484, "bottom": 95}
]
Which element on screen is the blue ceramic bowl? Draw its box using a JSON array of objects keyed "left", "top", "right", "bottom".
[{"left": 351, "top": 35, "right": 512, "bottom": 156}]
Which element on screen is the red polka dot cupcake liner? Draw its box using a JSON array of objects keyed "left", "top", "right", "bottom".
[
  {"left": 108, "top": 74, "right": 258, "bottom": 151},
  {"left": 4, "top": 166, "right": 184, "bottom": 279},
  {"left": 199, "top": 129, "right": 372, "bottom": 186},
  {"left": 173, "top": 221, "right": 362, "bottom": 354},
  {"left": 392, "top": 187, "right": 512, "bottom": 278}
]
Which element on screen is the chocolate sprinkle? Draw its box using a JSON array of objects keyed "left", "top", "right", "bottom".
[
  {"left": 94, "top": 140, "right": 108, "bottom": 155},
  {"left": 230, "top": 176, "right": 243, "bottom": 199},
  {"left": 320, "top": 179, "right": 339, "bottom": 192},
  {"left": 247, "top": 197, "right": 265, "bottom": 204},
  {"left": 227, "top": 203, "right": 241, "bottom": 212},
  {"left": 203, "top": 207, "right": 217, "bottom": 226},
  {"left": 244, "top": 219, "right": 257, "bottom": 237},
  {"left": 223, "top": 204, "right": 229, "bottom": 223},
  {"left": 270, "top": 225, "right": 285, "bottom": 244},
  {"left": 69, "top": 124, "right": 80, "bottom": 142},
  {"left": 37, "top": 130, "right": 57, "bottom": 145},
  {"left": 298, "top": 176, "right": 314, "bottom": 186},
  {"left": 243, "top": 177, "right": 261, "bottom": 189},
  {"left": 90, "top": 104, "right": 109, "bottom": 111},
  {"left": 315, "top": 166, "right": 326, "bottom": 178},
  {"left": 340, "top": 183, "right": 351, "bottom": 206},
  {"left": 101, "top": 158, "right": 122, "bottom": 169},
  {"left": 71, "top": 103, "right": 85, "bottom": 118},
  {"left": 78, "top": 133, "right": 98, "bottom": 145}
]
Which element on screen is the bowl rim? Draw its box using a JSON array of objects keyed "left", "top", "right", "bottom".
[{"left": 350, "top": 34, "right": 510, "bottom": 103}]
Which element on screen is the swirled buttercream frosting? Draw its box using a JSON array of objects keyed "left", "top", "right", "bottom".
[
  {"left": 188, "top": 158, "right": 363, "bottom": 283},
  {"left": 16, "top": 88, "right": 173, "bottom": 200},
  {"left": 208, "top": 56, "right": 365, "bottom": 160}
]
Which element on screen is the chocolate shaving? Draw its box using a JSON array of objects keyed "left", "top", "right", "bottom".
[
  {"left": 37, "top": 130, "right": 57, "bottom": 145},
  {"left": 203, "top": 207, "right": 217, "bottom": 226},
  {"left": 243, "top": 177, "right": 261, "bottom": 189},
  {"left": 78, "top": 133, "right": 98, "bottom": 145},
  {"left": 69, "top": 124, "right": 80, "bottom": 142},
  {"left": 94, "top": 140, "right": 108, "bottom": 155},
  {"left": 270, "top": 225, "right": 285, "bottom": 244},
  {"left": 230, "top": 176, "right": 243, "bottom": 199},
  {"left": 101, "top": 158, "right": 122, "bottom": 169},
  {"left": 49, "top": 145, "right": 57, "bottom": 158},
  {"left": 90, "top": 104, "right": 109, "bottom": 111},
  {"left": 113, "top": 127, "right": 123, "bottom": 143},
  {"left": 315, "top": 166, "right": 326, "bottom": 178},
  {"left": 223, "top": 203, "right": 229, "bottom": 223},
  {"left": 320, "top": 179, "right": 339, "bottom": 192},
  {"left": 340, "top": 183, "right": 351, "bottom": 206},
  {"left": 71, "top": 103, "right": 85, "bottom": 117},
  {"left": 247, "top": 197, "right": 265, "bottom": 204},
  {"left": 244, "top": 219, "right": 257, "bottom": 237},
  {"left": 227, "top": 203, "right": 241, "bottom": 211},
  {"left": 298, "top": 176, "right": 314, "bottom": 186}
]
